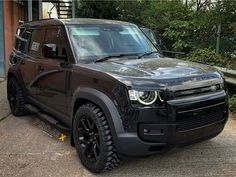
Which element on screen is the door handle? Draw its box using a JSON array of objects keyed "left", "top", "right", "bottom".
[{"left": 37, "top": 65, "right": 44, "bottom": 72}]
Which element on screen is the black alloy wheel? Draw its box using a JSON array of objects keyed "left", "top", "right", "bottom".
[
  {"left": 77, "top": 116, "right": 100, "bottom": 162},
  {"left": 73, "top": 103, "right": 120, "bottom": 173}
]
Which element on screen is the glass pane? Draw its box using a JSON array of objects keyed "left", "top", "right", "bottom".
[{"left": 68, "top": 24, "right": 157, "bottom": 61}]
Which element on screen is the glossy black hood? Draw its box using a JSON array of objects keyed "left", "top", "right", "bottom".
[{"left": 82, "top": 57, "right": 223, "bottom": 90}]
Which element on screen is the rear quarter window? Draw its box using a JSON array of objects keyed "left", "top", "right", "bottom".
[
  {"left": 14, "top": 28, "right": 25, "bottom": 50},
  {"left": 14, "top": 27, "right": 32, "bottom": 52}
]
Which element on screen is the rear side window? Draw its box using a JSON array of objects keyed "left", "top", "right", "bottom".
[
  {"left": 43, "top": 27, "right": 67, "bottom": 57},
  {"left": 28, "top": 29, "right": 45, "bottom": 57},
  {"left": 14, "top": 27, "right": 30, "bottom": 52},
  {"left": 44, "top": 28, "right": 59, "bottom": 44}
]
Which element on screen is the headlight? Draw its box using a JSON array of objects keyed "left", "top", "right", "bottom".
[{"left": 128, "top": 90, "right": 164, "bottom": 106}]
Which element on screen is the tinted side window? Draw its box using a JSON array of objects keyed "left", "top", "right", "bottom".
[
  {"left": 28, "top": 29, "right": 45, "bottom": 57},
  {"left": 45, "top": 28, "right": 59, "bottom": 44},
  {"left": 14, "top": 28, "right": 24, "bottom": 50},
  {"left": 44, "top": 28, "right": 59, "bottom": 56},
  {"left": 44, "top": 27, "right": 67, "bottom": 57},
  {"left": 14, "top": 27, "right": 31, "bottom": 52}
]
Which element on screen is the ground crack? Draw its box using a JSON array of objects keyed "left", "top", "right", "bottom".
[{"left": 0, "top": 112, "right": 11, "bottom": 122}]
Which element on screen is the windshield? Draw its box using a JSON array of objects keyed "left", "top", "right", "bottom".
[{"left": 68, "top": 24, "right": 158, "bottom": 62}]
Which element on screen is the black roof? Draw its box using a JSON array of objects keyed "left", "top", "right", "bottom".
[{"left": 23, "top": 18, "right": 134, "bottom": 27}]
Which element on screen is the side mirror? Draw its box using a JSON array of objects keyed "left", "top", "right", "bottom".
[{"left": 42, "top": 44, "right": 58, "bottom": 58}]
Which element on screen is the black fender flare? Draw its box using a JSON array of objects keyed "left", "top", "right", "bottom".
[
  {"left": 71, "top": 87, "right": 125, "bottom": 148},
  {"left": 7, "top": 67, "right": 26, "bottom": 99}
]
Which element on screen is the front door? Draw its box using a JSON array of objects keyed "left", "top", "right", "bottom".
[{"left": 33, "top": 27, "right": 70, "bottom": 121}]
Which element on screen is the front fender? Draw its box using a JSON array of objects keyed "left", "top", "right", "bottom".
[{"left": 71, "top": 87, "right": 125, "bottom": 148}]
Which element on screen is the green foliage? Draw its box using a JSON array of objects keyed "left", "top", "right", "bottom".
[
  {"left": 184, "top": 48, "right": 225, "bottom": 67},
  {"left": 76, "top": 0, "right": 119, "bottom": 19},
  {"left": 75, "top": 0, "right": 236, "bottom": 64},
  {"left": 229, "top": 95, "right": 236, "bottom": 112},
  {"left": 142, "top": 1, "right": 191, "bottom": 50},
  {"left": 163, "top": 20, "right": 195, "bottom": 52},
  {"left": 117, "top": 0, "right": 152, "bottom": 24}
]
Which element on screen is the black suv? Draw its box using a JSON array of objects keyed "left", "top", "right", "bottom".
[{"left": 7, "top": 18, "right": 228, "bottom": 173}]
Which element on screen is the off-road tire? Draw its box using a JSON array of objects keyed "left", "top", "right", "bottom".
[
  {"left": 7, "top": 77, "right": 27, "bottom": 116},
  {"left": 73, "top": 103, "right": 120, "bottom": 173}
]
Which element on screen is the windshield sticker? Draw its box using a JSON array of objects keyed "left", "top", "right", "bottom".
[{"left": 31, "top": 41, "right": 40, "bottom": 51}]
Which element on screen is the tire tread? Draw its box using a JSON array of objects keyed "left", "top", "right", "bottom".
[{"left": 73, "top": 103, "right": 120, "bottom": 173}]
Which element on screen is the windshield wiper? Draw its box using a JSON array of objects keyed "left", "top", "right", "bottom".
[
  {"left": 95, "top": 53, "right": 138, "bottom": 63},
  {"left": 138, "top": 51, "right": 159, "bottom": 59}
]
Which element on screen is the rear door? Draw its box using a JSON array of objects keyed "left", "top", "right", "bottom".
[
  {"left": 13, "top": 27, "right": 41, "bottom": 96},
  {"left": 32, "top": 26, "right": 70, "bottom": 121}
]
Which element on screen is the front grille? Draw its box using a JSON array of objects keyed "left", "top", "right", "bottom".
[
  {"left": 176, "top": 103, "right": 225, "bottom": 131},
  {"left": 169, "top": 84, "right": 223, "bottom": 99}
]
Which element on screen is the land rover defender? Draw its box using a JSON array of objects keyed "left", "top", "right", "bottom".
[{"left": 7, "top": 19, "right": 228, "bottom": 173}]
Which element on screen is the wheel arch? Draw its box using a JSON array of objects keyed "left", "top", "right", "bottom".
[
  {"left": 71, "top": 87, "right": 125, "bottom": 148},
  {"left": 7, "top": 68, "right": 25, "bottom": 87},
  {"left": 7, "top": 68, "right": 26, "bottom": 99},
  {"left": 7, "top": 72, "right": 16, "bottom": 80}
]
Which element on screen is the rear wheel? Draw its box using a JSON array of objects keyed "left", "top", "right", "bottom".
[
  {"left": 73, "top": 103, "right": 120, "bottom": 173},
  {"left": 7, "top": 77, "right": 27, "bottom": 116}
]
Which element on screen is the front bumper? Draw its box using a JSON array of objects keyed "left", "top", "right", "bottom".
[
  {"left": 116, "top": 119, "right": 227, "bottom": 157},
  {"left": 116, "top": 90, "right": 228, "bottom": 157}
]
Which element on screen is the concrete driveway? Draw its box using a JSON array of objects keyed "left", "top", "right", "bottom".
[{"left": 1, "top": 81, "right": 236, "bottom": 177}]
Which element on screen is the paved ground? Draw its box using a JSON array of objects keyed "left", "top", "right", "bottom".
[{"left": 1, "top": 81, "right": 236, "bottom": 177}]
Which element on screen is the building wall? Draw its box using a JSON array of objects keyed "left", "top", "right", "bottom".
[
  {"left": 0, "top": 1, "right": 66, "bottom": 79},
  {"left": 2, "top": 1, "right": 27, "bottom": 78},
  {"left": 0, "top": 1, "right": 5, "bottom": 78}
]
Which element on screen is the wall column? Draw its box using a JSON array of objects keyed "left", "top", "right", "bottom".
[
  {"left": 39, "top": 0, "right": 43, "bottom": 19},
  {"left": 28, "top": 0, "right": 32, "bottom": 21},
  {"left": 0, "top": 1, "right": 5, "bottom": 78},
  {"left": 72, "top": 0, "right": 75, "bottom": 18}
]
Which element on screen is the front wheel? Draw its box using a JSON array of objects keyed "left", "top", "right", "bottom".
[{"left": 73, "top": 103, "right": 120, "bottom": 173}]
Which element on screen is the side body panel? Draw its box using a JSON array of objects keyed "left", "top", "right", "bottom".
[
  {"left": 31, "top": 59, "right": 68, "bottom": 116},
  {"left": 27, "top": 25, "right": 75, "bottom": 125}
]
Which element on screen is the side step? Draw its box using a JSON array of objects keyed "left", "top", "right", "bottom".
[{"left": 25, "top": 104, "right": 70, "bottom": 132}]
